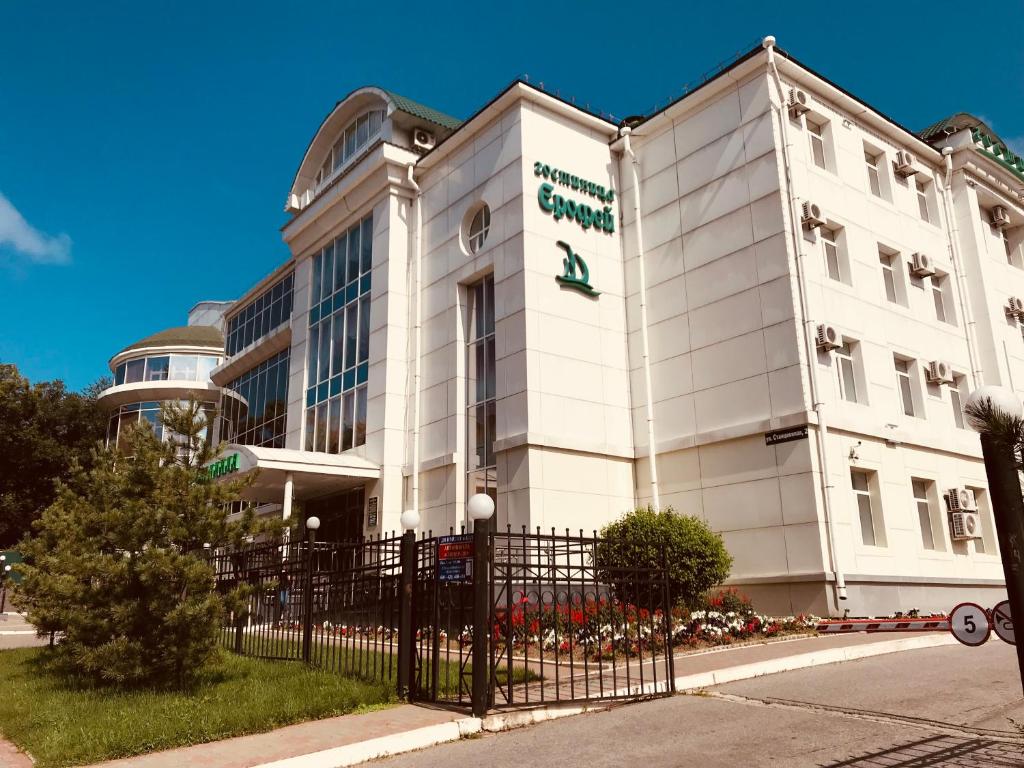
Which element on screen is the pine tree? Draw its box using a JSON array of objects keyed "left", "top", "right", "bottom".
[{"left": 17, "top": 399, "right": 276, "bottom": 687}]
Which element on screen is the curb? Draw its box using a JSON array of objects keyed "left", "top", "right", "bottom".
[{"left": 250, "top": 634, "right": 956, "bottom": 768}]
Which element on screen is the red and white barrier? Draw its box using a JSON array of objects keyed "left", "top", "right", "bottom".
[{"left": 815, "top": 617, "right": 949, "bottom": 633}]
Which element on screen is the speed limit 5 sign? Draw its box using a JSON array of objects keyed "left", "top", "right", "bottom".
[{"left": 949, "top": 602, "right": 991, "bottom": 647}]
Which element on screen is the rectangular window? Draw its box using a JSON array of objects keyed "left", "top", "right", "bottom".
[
  {"left": 931, "top": 274, "right": 953, "bottom": 324},
  {"left": 851, "top": 470, "right": 878, "bottom": 546},
  {"left": 224, "top": 273, "right": 294, "bottom": 357},
  {"left": 835, "top": 343, "right": 859, "bottom": 403},
  {"left": 879, "top": 250, "right": 898, "bottom": 303},
  {"left": 865, "top": 150, "right": 882, "bottom": 197},
  {"left": 894, "top": 357, "right": 915, "bottom": 417},
  {"left": 808, "top": 120, "right": 826, "bottom": 169},
  {"left": 467, "top": 275, "right": 497, "bottom": 527},
  {"left": 822, "top": 226, "right": 841, "bottom": 282},
  {"left": 912, "top": 479, "right": 936, "bottom": 550},
  {"left": 221, "top": 349, "right": 291, "bottom": 447},
  {"left": 950, "top": 376, "right": 966, "bottom": 429},
  {"left": 916, "top": 178, "right": 931, "bottom": 223}
]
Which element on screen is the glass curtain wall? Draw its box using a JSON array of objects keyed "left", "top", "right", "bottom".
[
  {"left": 221, "top": 349, "right": 290, "bottom": 448},
  {"left": 115, "top": 354, "right": 220, "bottom": 385},
  {"left": 225, "top": 273, "right": 295, "bottom": 357},
  {"left": 304, "top": 213, "right": 372, "bottom": 453}
]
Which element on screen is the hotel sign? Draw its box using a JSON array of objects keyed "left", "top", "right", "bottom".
[
  {"left": 534, "top": 160, "right": 615, "bottom": 234},
  {"left": 208, "top": 453, "right": 240, "bottom": 478}
]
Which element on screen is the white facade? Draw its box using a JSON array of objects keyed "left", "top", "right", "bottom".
[{"left": 207, "top": 41, "right": 1024, "bottom": 616}]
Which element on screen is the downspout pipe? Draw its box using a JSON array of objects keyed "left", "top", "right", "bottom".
[
  {"left": 406, "top": 164, "right": 423, "bottom": 522},
  {"left": 763, "top": 36, "right": 847, "bottom": 604},
  {"left": 620, "top": 127, "right": 661, "bottom": 510},
  {"left": 941, "top": 146, "right": 983, "bottom": 388}
]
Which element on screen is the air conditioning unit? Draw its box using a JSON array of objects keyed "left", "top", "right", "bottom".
[
  {"left": 949, "top": 511, "right": 982, "bottom": 541},
  {"left": 284, "top": 193, "right": 302, "bottom": 214},
  {"left": 412, "top": 128, "right": 436, "bottom": 152},
  {"left": 1008, "top": 296, "right": 1024, "bottom": 318},
  {"left": 815, "top": 323, "right": 843, "bottom": 351},
  {"left": 801, "top": 201, "right": 826, "bottom": 229},
  {"left": 788, "top": 88, "right": 810, "bottom": 118},
  {"left": 894, "top": 150, "right": 918, "bottom": 177},
  {"left": 991, "top": 205, "right": 1011, "bottom": 229},
  {"left": 946, "top": 487, "right": 978, "bottom": 512},
  {"left": 910, "top": 252, "right": 935, "bottom": 277},
  {"left": 926, "top": 360, "right": 954, "bottom": 384}
]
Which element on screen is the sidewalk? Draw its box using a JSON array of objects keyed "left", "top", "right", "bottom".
[{"left": 0, "top": 631, "right": 956, "bottom": 768}]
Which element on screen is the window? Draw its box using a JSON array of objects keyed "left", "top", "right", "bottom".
[
  {"left": 225, "top": 273, "right": 294, "bottom": 357},
  {"left": 835, "top": 342, "right": 859, "bottom": 403},
  {"left": 931, "top": 273, "right": 954, "bottom": 324},
  {"left": 467, "top": 275, "right": 497, "bottom": 527},
  {"left": 821, "top": 226, "right": 842, "bottom": 282},
  {"left": 879, "top": 249, "right": 900, "bottom": 304},
  {"left": 966, "top": 486, "right": 995, "bottom": 555},
  {"left": 865, "top": 149, "right": 882, "bottom": 197},
  {"left": 894, "top": 356, "right": 916, "bottom": 417},
  {"left": 915, "top": 178, "right": 931, "bottom": 223},
  {"left": 467, "top": 205, "right": 491, "bottom": 254},
  {"left": 114, "top": 354, "right": 221, "bottom": 385},
  {"left": 315, "top": 109, "right": 387, "bottom": 187},
  {"left": 808, "top": 120, "right": 827, "bottom": 169},
  {"left": 912, "top": 479, "right": 937, "bottom": 551},
  {"left": 106, "top": 400, "right": 217, "bottom": 448},
  {"left": 851, "top": 470, "right": 880, "bottom": 547},
  {"left": 1001, "top": 227, "right": 1024, "bottom": 269},
  {"left": 950, "top": 375, "right": 966, "bottom": 429},
  {"left": 305, "top": 213, "right": 372, "bottom": 454}
]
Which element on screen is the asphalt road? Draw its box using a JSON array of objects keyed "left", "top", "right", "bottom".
[{"left": 376, "top": 641, "right": 1024, "bottom": 767}]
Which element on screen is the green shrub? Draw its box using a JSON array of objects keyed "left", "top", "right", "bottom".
[
  {"left": 16, "top": 400, "right": 276, "bottom": 688},
  {"left": 596, "top": 506, "right": 732, "bottom": 610}
]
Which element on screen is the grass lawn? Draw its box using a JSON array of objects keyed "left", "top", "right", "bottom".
[{"left": 0, "top": 647, "right": 397, "bottom": 768}]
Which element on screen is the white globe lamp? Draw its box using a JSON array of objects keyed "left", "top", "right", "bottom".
[
  {"left": 467, "top": 493, "right": 495, "bottom": 523},
  {"left": 400, "top": 508, "right": 421, "bottom": 531},
  {"left": 966, "top": 385, "right": 1023, "bottom": 430},
  {"left": 305, "top": 516, "right": 321, "bottom": 531}
]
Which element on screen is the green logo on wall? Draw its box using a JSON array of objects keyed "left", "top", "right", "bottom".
[
  {"left": 555, "top": 241, "right": 600, "bottom": 297},
  {"left": 208, "top": 453, "right": 240, "bottom": 479}
]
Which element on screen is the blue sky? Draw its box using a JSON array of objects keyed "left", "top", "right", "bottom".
[{"left": 2, "top": 1, "right": 1021, "bottom": 391}]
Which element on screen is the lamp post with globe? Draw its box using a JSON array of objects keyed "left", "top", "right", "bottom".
[
  {"left": 467, "top": 493, "right": 495, "bottom": 715},
  {"left": 301, "top": 516, "right": 321, "bottom": 663},
  {"left": 965, "top": 385, "right": 1024, "bottom": 691},
  {"left": 396, "top": 508, "right": 420, "bottom": 698}
]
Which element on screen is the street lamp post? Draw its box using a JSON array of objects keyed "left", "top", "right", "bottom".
[
  {"left": 467, "top": 493, "right": 495, "bottom": 717},
  {"left": 0, "top": 557, "right": 9, "bottom": 614},
  {"left": 397, "top": 508, "right": 420, "bottom": 699},
  {"left": 967, "top": 386, "right": 1024, "bottom": 693},
  {"left": 302, "top": 516, "right": 320, "bottom": 664}
]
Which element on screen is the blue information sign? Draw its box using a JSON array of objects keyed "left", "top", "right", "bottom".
[{"left": 437, "top": 534, "right": 473, "bottom": 582}]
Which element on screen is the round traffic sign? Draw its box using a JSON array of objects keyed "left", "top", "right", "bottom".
[
  {"left": 949, "top": 602, "right": 990, "bottom": 647},
  {"left": 992, "top": 600, "right": 1015, "bottom": 645}
]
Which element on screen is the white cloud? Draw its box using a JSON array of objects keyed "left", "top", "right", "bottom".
[{"left": 0, "top": 191, "right": 71, "bottom": 265}]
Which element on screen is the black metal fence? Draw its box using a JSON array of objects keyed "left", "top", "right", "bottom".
[
  {"left": 212, "top": 535, "right": 402, "bottom": 685},
  {"left": 212, "top": 525, "right": 676, "bottom": 712}
]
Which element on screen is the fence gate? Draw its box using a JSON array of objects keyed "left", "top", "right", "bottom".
[
  {"left": 410, "top": 534, "right": 474, "bottom": 706},
  {"left": 488, "top": 528, "right": 676, "bottom": 708}
]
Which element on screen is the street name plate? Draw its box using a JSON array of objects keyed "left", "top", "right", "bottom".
[
  {"left": 765, "top": 426, "right": 808, "bottom": 446},
  {"left": 949, "top": 602, "right": 991, "bottom": 646},
  {"left": 993, "top": 600, "right": 1015, "bottom": 645}
]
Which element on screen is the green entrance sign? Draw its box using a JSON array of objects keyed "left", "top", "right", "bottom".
[
  {"left": 555, "top": 241, "right": 600, "bottom": 297},
  {"left": 208, "top": 453, "right": 240, "bottom": 479}
]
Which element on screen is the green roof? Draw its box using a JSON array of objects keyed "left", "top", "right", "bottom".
[
  {"left": 919, "top": 112, "right": 996, "bottom": 144},
  {"left": 119, "top": 325, "right": 224, "bottom": 355},
  {"left": 382, "top": 89, "right": 462, "bottom": 130}
]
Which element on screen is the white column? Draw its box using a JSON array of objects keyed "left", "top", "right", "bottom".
[{"left": 282, "top": 472, "right": 294, "bottom": 544}]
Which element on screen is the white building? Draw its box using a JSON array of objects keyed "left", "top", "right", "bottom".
[{"left": 203, "top": 40, "right": 1024, "bottom": 616}]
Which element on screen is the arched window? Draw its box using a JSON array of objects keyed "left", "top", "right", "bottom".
[
  {"left": 467, "top": 204, "right": 491, "bottom": 254},
  {"left": 315, "top": 109, "right": 386, "bottom": 187}
]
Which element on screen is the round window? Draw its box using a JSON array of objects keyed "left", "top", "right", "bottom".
[{"left": 466, "top": 204, "right": 491, "bottom": 254}]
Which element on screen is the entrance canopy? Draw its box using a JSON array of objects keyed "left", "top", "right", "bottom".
[{"left": 211, "top": 444, "right": 379, "bottom": 502}]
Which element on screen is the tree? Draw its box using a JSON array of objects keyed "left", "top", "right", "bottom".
[
  {"left": 0, "top": 364, "right": 109, "bottom": 548},
  {"left": 596, "top": 506, "right": 732, "bottom": 610},
  {"left": 16, "top": 399, "right": 274, "bottom": 687}
]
